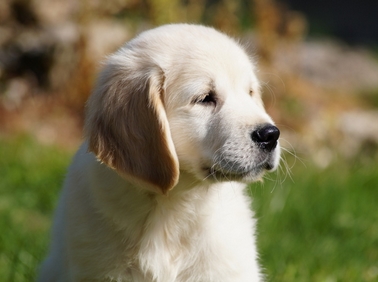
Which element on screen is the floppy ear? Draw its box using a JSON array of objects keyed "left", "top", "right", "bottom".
[{"left": 84, "top": 53, "right": 179, "bottom": 194}]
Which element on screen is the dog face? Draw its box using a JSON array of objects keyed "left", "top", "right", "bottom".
[
  {"left": 163, "top": 32, "right": 280, "bottom": 183},
  {"left": 85, "top": 24, "right": 280, "bottom": 194}
]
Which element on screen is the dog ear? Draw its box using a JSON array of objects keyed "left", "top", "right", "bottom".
[{"left": 84, "top": 53, "right": 179, "bottom": 194}]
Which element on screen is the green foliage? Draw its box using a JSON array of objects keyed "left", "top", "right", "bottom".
[
  {"left": 1, "top": 137, "right": 377, "bottom": 281},
  {"left": 0, "top": 136, "right": 72, "bottom": 281}
]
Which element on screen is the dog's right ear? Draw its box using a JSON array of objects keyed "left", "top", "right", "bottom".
[{"left": 84, "top": 50, "right": 179, "bottom": 194}]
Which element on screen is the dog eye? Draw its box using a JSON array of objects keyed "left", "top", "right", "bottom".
[{"left": 195, "top": 91, "right": 217, "bottom": 105}]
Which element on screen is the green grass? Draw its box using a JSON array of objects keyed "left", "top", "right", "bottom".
[
  {"left": 1, "top": 136, "right": 378, "bottom": 281},
  {"left": 0, "top": 136, "right": 72, "bottom": 281},
  {"left": 251, "top": 157, "right": 378, "bottom": 281}
]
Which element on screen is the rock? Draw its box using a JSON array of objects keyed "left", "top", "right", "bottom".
[
  {"left": 274, "top": 40, "right": 378, "bottom": 92},
  {"left": 338, "top": 110, "right": 378, "bottom": 157}
]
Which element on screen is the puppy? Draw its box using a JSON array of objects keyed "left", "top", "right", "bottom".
[{"left": 38, "top": 24, "right": 280, "bottom": 282}]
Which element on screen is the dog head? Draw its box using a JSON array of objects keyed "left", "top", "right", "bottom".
[{"left": 85, "top": 24, "right": 280, "bottom": 194}]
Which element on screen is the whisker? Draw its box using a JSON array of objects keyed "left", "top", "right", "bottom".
[
  {"left": 260, "top": 72, "right": 286, "bottom": 91},
  {"left": 280, "top": 140, "right": 305, "bottom": 165}
]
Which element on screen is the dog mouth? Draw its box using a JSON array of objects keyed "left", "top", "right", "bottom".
[{"left": 204, "top": 158, "right": 275, "bottom": 181}]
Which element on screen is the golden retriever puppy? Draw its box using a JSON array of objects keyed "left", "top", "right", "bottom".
[{"left": 38, "top": 24, "right": 280, "bottom": 282}]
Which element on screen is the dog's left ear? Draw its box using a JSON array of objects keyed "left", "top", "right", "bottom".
[{"left": 84, "top": 53, "right": 179, "bottom": 194}]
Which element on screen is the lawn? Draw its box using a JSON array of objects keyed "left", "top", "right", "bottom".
[
  {"left": 1, "top": 136, "right": 377, "bottom": 281},
  {"left": 0, "top": 136, "right": 72, "bottom": 281},
  {"left": 252, "top": 156, "right": 378, "bottom": 281}
]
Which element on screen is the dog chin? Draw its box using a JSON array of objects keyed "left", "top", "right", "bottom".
[
  {"left": 203, "top": 166, "right": 263, "bottom": 183},
  {"left": 204, "top": 155, "right": 279, "bottom": 183}
]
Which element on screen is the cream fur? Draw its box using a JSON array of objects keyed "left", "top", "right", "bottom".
[{"left": 38, "top": 24, "right": 281, "bottom": 282}]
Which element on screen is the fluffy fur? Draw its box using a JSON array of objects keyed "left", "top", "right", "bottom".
[{"left": 38, "top": 24, "right": 281, "bottom": 282}]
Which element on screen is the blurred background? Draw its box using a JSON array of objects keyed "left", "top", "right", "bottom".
[{"left": 1, "top": 0, "right": 377, "bottom": 281}]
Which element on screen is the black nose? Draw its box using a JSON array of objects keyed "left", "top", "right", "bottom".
[{"left": 251, "top": 124, "right": 280, "bottom": 152}]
